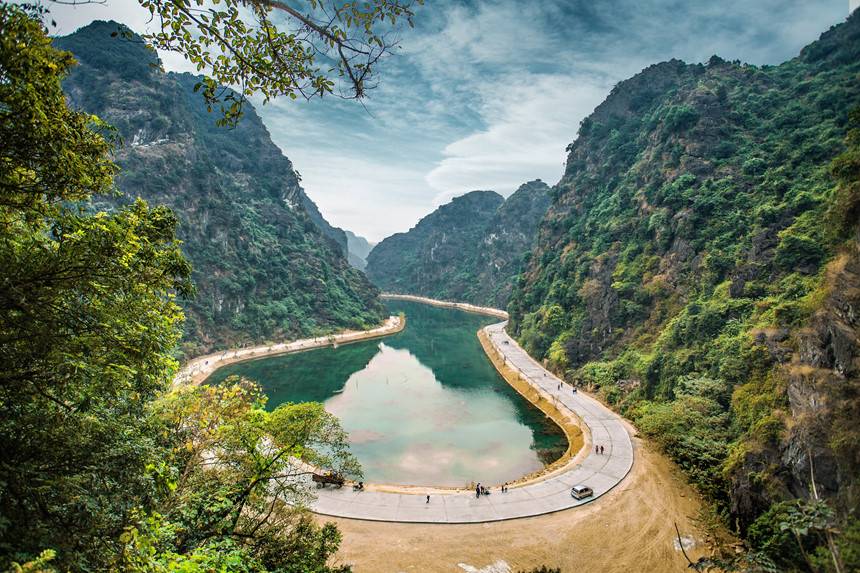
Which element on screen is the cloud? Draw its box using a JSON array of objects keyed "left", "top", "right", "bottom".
[
  {"left": 41, "top": 0, "right": 853, "bottom": 242},
  {"left": 291, "top": 153, "right": 434, "bottom": 243},
  {"left": 425, "top": 74, "right": 608, "bottom": 203}
]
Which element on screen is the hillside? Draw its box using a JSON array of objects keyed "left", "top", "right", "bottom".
[
  {"left": 367, "top": 181, "right": 551, "bottom": 307},
  {"left": 55, "top": 21, "right": 385, "bottom": 356},
  {"left": 507, "top": 10, "right": 860, "bottom": 567}
]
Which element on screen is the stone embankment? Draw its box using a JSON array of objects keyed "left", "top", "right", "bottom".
[
  {"left": 380, "top": 293, "right": 509, "bottom": 319},
  {"left": 174, "top": 315, "right": 404, "bottom": 386}
]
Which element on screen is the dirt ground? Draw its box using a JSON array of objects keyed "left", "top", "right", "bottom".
[{"left": 320, "top": 437, "right": 715, "bottom": 573}]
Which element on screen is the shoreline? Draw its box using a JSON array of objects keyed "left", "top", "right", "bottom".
[
  {"left": 380, "top": 293, "right": 509, "bottom": 319},
  {"left": 361, "top": 295, "right": 586, "bottom": 494},
  {"left": 173, "top": 314, "right": 405, "bottom": 386},
  {"left": 477, "top": 329, "right": 588, "bottom": 488},
  {"left": 175, "top": 294, "right": 620, "bottom": 504}
]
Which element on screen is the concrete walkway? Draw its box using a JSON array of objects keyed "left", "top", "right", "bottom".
[
  {"left": 175, "top": 315, "right": 403, "bottom": 386},
  {"left": 309, "top": 319, "right": 634, "bottom": 523}
]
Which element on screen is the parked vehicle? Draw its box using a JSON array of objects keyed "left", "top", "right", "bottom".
[
  {"left": 312, "top": 472, "right": 345, "bottom": 489},
  {"left": 570, "top": 485, "right": 593, "bottom": 500}
]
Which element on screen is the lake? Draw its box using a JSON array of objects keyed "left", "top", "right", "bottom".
[{"left": 206, "top": 300, "right": 567, "bottom": 487}]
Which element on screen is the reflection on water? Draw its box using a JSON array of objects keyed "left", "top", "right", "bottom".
[{"left": 206, "top": 300, "right": 567, "bottom": 486}]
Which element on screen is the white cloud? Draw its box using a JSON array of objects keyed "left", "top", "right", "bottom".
[
  {"left": 39, "top": 0, "right": 852, "bottom": 244},
  {"left": 425, "top": 74, "right": 608, "bottom": 203},
  {"left": 296, "top": 153, "right": 434, "bottom": 243}
]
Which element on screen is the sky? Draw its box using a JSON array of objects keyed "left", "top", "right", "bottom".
[{"left": 45, "top": 0, "right": 855, "bottom": 242}]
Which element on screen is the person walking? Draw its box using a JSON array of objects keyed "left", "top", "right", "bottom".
[
  {"left": 426, "top": 495, "right": 430, "bottom": 504},
  {"left": 595, "top": 444, "right": 599, "bottom": 454},
  {"left": 600, "top": 445, "right": 605, "bottom": 455},
  {"left": 476, "top": 483, "right": 481, "bottom": 498}
]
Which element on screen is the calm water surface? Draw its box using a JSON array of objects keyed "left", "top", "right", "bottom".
[{"left": 207, "top": 300, "right": 567, "bottom": 486}]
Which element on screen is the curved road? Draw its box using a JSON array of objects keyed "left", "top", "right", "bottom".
[{"left": 309, "top": 317, "right": 634, "bottom": 523}]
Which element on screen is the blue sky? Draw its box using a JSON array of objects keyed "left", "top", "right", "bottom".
[{"left": 47, "top": 0, "right": 855, "bottom": 242}]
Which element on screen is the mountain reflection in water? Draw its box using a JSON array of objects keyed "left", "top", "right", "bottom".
[{"left": 205, "top": 300, "right": 567, "bottom": 486}]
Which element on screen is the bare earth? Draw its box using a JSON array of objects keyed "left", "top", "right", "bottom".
[{"left": 321, "top": 437, "right": 711, "bottom": 573}]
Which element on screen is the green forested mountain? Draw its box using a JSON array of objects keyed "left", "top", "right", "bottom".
[
  {"left": 508, "top": 11, "right": 860, "bottom": 567},
  {"left": 367, "top": 180, "right": 551, "bottom": 307},
  {"left": 55, "top": 21, "right": 384, "bottom": 356}
]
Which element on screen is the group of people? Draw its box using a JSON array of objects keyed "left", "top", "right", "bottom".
[
  {"left": 555, "top": 382, "right": 578, "bottom": 393},
  {"left": 594, "top": 445, "right": 605, "bottom": 454},
  {"left": 473, "top": 482, "right": 511, "bottom": 498}
]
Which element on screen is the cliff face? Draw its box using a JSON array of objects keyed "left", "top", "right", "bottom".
[
  {"left": 508, "top": 9, "right": 860, "bottom": 548},
  {"left": 366, "top": 181, "right": 551, "bottom": 307},
  {"left": 55, "top": 21, "right": 384, "bottom": 356}
]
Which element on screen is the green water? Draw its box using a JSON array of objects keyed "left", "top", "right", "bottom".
[{"left": 206, "top": 300, "right": 567, "bottom": 486}]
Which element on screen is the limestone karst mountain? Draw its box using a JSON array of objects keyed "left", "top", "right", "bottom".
[
  {"left": 55, "top": 21, "right": 385, "bottom": 355},
  {"left": 367, "top": 180, "right": 551, "bottom": 307},
  {"left": 507, "top": 10, "right": 860, "bottom": 538}
]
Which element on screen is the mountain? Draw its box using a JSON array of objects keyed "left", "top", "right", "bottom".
[
  {"left": 367, "top": 190, "right": 503, "bottom": 302},
  {"left": 507, "top": 9, "right": 860, "bottom": 561},
  {"left": 470, "top": 180, "right": 552, "bottom": 306},
  {"left": 345, "top": 230, "right": 374, "bottom": 270},
  {"left": 366, "top": 181, "right": 551, "bottom": 307},
  {"left": 55, "top": 21, "right": 385, "bottom": 357},
  {"left": 299, "top": 193, "right": 349, "bottom": 255}
]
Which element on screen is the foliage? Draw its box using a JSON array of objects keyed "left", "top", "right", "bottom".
[
  {"left": 118, "top": 0, "right": 424, "bottom": 125},
  {"left": 829, "top": 107, "right": 860, "bottom": 237},
  {"left": 112, "top": 378, "right": 357, "bottom": 573},
  {"left": 507, "top": 10, "right": 860, "bottom": 571},
  {"left": 0, "top": 7, "right": 191, "bottom": 567},
  {"left": 0, "top": 9, "right": 355, "bottom": 570}
]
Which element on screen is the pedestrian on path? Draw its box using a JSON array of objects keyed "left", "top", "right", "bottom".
[
  {"left": 600, "top": 445, "right": 605, "bottom": 455},
  {"left": 476, "top": 483, "right": 481, "bottom": 498},
  {"left": 426, "top": 495, "right": 430, "bottom": 504}
]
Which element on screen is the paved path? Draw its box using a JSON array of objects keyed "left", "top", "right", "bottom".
[
  {"left": 309, "top": 319, "right": 634, "bottom": 523},
  {"left": 175, "top": 315, "right": 403, "bottom": 386}
]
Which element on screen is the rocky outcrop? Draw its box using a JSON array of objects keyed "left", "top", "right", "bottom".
[{"left": 366, "top": 190, "right": 504, "bottom": 301}]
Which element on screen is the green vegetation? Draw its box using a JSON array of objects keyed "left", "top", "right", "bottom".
[
  {"left": 133, "top": 0, "right": 423, "bottom": 125},
  {"left": 55, "top": 21, "right": 385, "bottom": 357},
  {"left": 367, "top": 180, "right": 552, "bottom": 307},
  {"left": 0, "top": 8, "right": 358, "bottom": 570},
  {"left": 509, "top": 13, "right": 860, "bottom": 571}
]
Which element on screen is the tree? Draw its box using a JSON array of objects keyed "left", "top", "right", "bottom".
[
  {"left": 0, "top": 7, "right": 358, "bottom": 571},
  {"left": 0, "top": 5, "right": 192, "bottom": 568},
  {"left": 116, "top": 378, "right": 358, "bottom": 572},
  {"left": 50, "top": 0, "right": 424, "bottom": 124}
]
